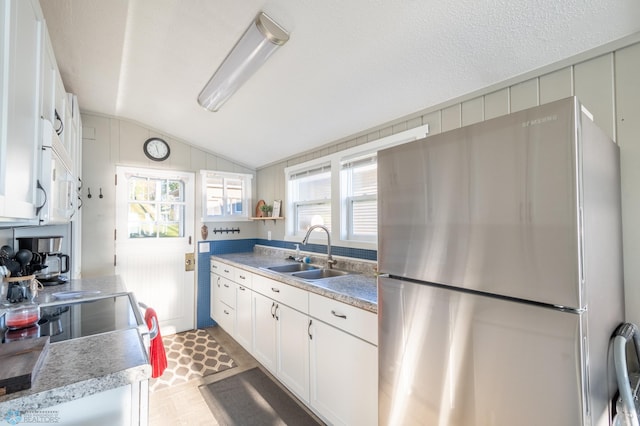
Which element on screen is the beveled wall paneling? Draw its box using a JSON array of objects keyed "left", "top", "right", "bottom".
[
  {"left": 441, "top": 104, "right": 461, "bottom": 132},
  {"left": 539, "top": 67, "right": 573, "bottom": 104},
  {"left": 81, "top": 114, "right": 116, "bottom": 277},
  {"left": 422, "top": 110, "right": 442, "bottom": 136},
  {"left": 509, "top": 78, "right": 539, "bottom": 112},
  {"left": 614, "top": 43, "right": 640, "bottom": 323},
  {"left": 484, "top": 88, "right": 509, "bottom": 120},
  {"left": 461, "top": 97, "right": 484, "bottom": 126},
  {"left": 190, "top": 147, "right": 208, "bottom": 171},
  {"left": 574, "top": 53, "right": 616, "bottom": 141}
]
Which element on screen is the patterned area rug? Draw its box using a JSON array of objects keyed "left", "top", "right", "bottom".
[{"left": 150, "top": 329, "right": 236, "bottom": 392}]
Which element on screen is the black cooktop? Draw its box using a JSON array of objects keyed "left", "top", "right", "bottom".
[{"left": 2, "top": 295, "right": 140, "bottom": 344}]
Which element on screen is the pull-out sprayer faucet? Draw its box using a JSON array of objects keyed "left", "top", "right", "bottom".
[{"left": 302, "top": 225, "right": 336, "bottom": 269}]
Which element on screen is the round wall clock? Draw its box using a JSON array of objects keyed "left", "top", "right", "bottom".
[{"left": 143, "top": 137, "right": 171, "bottom": 161}]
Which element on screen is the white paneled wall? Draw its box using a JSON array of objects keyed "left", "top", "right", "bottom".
[
  {"left": 257, "top": 39, "right": 640, "bottom": 326},
  {"left": 80, "top": 114, "right": 257, "bottom": 277}
]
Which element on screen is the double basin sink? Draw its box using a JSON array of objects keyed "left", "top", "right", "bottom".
[{"left": 265, "top": 262, "right": 352, "bottom": 280}]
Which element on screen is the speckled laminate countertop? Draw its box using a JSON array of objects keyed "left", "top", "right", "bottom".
[
  {"left": 211, "top": 249, "right": 378, "bottom": 313},
  {"left": 0, "top": 275, "right": 151, "bottom": 412}
]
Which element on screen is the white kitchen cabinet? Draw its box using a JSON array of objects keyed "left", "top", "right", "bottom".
[
  {"left": 40, "top": 27, "right": 57, "bottom": 124},
  {"left": 0, "top": 0, "right": 43, "bottom": 221},
  {"left": 252, "top": 278, "right": 310, "bottom": 403},
  {"left": 210, "top": 261, "right": 255, "bottom": 350},
  {"left": 252, "top": 290, "right": 278, "bottom": 372},
  {"left": 309, "top": 319, "right": 378, "bottom": 426},
  {"left": 213, "top": 259, "right": 378, "bottom": 422},
  {"left": 0, "top": 1, "right": 6, "bottom": 216},
  {"left": 276, "top": 302, "right": 310, "bottom": 402},
  {"left": 50, "top": 381, "right": 148, "bottom": 425},
  {"left": 210, "top": 272, "right": 234, "bottom": 334},
  {"left": 235, "top": 282, "right": 253, "bottom": 351},
  {"left": 309, "top": 293, "right": 378, "bottom": 425}
]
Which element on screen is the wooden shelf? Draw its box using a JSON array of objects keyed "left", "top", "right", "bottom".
[{"left": 251, "top": 216, "right": 284, "bottom": 224}]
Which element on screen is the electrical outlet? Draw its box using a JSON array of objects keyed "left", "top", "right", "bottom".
[{"left": 267, "top": 231, "right": 272, "bottom": 240}]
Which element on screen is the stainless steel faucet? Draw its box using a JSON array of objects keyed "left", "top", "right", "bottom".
[{"left": 302, "top": 225, "right": 337, "bottom": 269}]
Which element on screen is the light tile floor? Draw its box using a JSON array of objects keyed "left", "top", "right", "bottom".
[
  {"left": 149, "top": 326, "right": 258, "bottom": 426},
  {"left": 148, "top": 326, "right": 323, "bottom": 425}
]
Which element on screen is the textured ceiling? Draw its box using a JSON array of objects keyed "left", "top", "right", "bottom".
[{"left": 39, "top": 0, "right": 640, "bottom": 169}]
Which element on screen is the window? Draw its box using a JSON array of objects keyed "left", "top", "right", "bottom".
[
  {"left": 288, "top": 164, "right": 332, "bottom": 235},
  {"left": 341, "top": 154, "right": 377, "bottom": 241},
  {"left": 284, "top": 124, "right": 430, "bottom": 248},
  {"left": 126, "top": 176, "right": 185, "bottom": 238},
  {"left": 201, "top": 170, "right": 253, "bottom": 221}
]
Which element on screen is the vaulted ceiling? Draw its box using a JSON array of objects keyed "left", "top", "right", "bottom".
[{"left": 40, "top": 0, "right": 640, "bottom": 169}]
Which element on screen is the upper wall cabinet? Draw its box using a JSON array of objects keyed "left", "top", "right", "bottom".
[
  {"left": 0, "top": 0, "right": 82, "bottom": 225},
  {"left": 0, "top": 0, "right": 43, "bottom": 222}
]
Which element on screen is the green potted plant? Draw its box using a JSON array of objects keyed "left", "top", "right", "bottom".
[{"left": 260, "top": 204, "right": 273, "bottom": 217}]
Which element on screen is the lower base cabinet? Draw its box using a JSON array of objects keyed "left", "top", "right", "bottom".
[
  {"left": 309, "top": 319, "right": 378, "bottom": 426},
  {"left": 235, "top": 283, "right": 253, "bottom": 351},
  {"left": 252, "top": 291, "right": 310, "bottom": 402},
  {"left": 50, "top": 381, "right": 148, "bottom": 425},
  {"left": 276, "top": 302, "right": 310, "bottom": 402},
  {"left": 210, "top": 260, "right": 378, "bottom": 425},
  {"left": 252, "top": 291, "right": 278, "bottom": 372}
]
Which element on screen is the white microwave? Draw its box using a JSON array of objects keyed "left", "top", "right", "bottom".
[{"left": 38, "top": 119, "right": 75, "bottom": 224}]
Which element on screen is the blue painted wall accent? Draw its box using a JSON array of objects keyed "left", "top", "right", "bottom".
[
  {"left": 196, "top": 239, "right": 257, "bottom": 328},
  {"left": 254, "top": 239, "right": 377, "bottom": 261},
  {"left": 196, "top": 238, "right": 377, "bottom": 328}
]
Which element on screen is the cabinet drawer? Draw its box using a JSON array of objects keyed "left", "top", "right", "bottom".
[
  {"left": 218, "top": 262, "right": 236, "bottom": 281},
  {"left": 253, "top": 275, "right": 308, "bottom": 313},
  {"left": 309, "top": 293, "right": 377, "bottom": 345},
  {"left": 211, "top": 260, "right": 234, "bottom": 280},
  {"left": 234, "top": 268, "right": 253, "bottom": 289},
  {"left": 210, "top": 260, "right": 221, "bottom": 274},
  {"left": 216, "top": 299, "right": 235, "bottom": 333},
  {"left": 214, "top": 275, "right": 236, "bottom": 308}
]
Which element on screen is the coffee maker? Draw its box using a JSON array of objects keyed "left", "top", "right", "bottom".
[{"left": 16, "top": 236, "right": 69, "bottom": 284}]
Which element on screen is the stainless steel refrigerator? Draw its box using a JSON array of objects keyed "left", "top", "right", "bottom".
[{"left": 377, "top": 97, "right": 624, "bottom": 426}]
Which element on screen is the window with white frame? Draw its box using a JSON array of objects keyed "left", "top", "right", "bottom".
[
  {"left": 288, "top": 164, "right": 332, "bottom": 235},
  {"left": 201, "top": 170, "right": 253, "bottom": 221},
  {"left": 284, "top": 124, "right": 430, "bottom": 248},
  {"left": 341, "top": 153, "right": 377, "bottom": 242}
]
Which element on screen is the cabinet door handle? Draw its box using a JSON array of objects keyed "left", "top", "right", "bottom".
[
  {"left": 271, "top": 287, "right": 280, "bottom": 293},
  {"left": 239, "top": 275, "right": 246, "bottom": 280},
  {"left": 271, "top": 301, "right": 276, "bottom": 318},
  {"left": 239, "top": 286, "right": 246, "bottom": 291},
  {"left": 275, "top": 304, "right": 279, "bottom": 321},
  {"left": 331, "top": 310, "right": 347, "bottom": 319},
  {"left": 223, "top": 283, "right": 229, "bottom": 288},
  {"left": 308, "top": 319, "right": 313, "bottom": 340},
  {"left": 223, "top": 309, "right": 229, "bottom": 315},
  {"left": 35, "top": 180, "right": 47, "bottom": 216},
  {"left": 224, "top": 269, "right": 230, "bottom": 274}
]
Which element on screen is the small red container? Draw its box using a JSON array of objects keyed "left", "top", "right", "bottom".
[{"left": 5, "top": 304, "right": 40, "bottom": 329}]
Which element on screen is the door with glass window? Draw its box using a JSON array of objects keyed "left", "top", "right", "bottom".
[{"left": 115, "top": 167, "right": 195, "bottom": 334}]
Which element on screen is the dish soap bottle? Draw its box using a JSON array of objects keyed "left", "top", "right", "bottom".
[{"left": 295, "top": 244, "right": 301, "bottom": 261}]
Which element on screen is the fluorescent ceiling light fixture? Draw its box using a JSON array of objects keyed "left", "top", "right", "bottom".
[{"left": 197, "top": 12, "right": 290, "bottom": 112}]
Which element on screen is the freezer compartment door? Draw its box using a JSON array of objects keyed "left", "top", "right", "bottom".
[
  {"left": 378, "top": 277, "right": 605, "bottom": 426},
  {"left": 377, "top": 97, "right": 596, "bottom": 308}
]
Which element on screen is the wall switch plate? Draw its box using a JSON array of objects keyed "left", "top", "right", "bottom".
[{"left": 268, "top": 231, "right": 272, "bottom": 240}]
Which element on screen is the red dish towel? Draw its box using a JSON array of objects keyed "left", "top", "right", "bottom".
[{"left": 144, "top": 307, "right": 167, "bottom": 378}]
